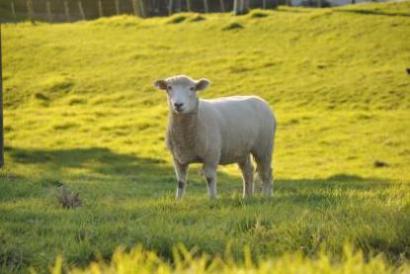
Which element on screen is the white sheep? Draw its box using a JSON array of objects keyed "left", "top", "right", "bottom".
[{"left": 154, "top": 75, "right": 276, "bottom": 199}]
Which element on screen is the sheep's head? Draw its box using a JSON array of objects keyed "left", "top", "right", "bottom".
[{"left": 154, "top": 75, "right": 210, "bottom": 114}]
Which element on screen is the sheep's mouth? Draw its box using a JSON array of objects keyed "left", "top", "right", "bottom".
[{"left": 174, "top": 107, "right": 185, "bottom": 113}]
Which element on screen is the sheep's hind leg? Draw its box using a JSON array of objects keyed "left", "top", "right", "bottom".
[
  {"left": 202, "top": 164, "right": 218, "bottom": 199},
  {"left": 238, "top": 155, "right": 254, "bottom": 198},
  {"left": 253, "top": 151, "right": 273, "bottom": 197},
  {"left": 174, "top": 160, "right": 188, "bottom": 199},
  {"left": 260, "top": 163, "right": 273, "bottom": 196}
]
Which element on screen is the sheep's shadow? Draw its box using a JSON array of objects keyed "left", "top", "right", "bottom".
[
  {"left": 5, "top": 146, "right": 394, "bottom": 201},
  {"left": 218, "top": 172, "right": 393, "bottom": 205}
]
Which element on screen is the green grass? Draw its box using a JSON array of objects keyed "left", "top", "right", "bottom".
[
  {"left": 53, "top": 245, "right": 409, "bottom": 274},
  {"left": 1, "top": 2, "right": 410, "bottom": 273}
]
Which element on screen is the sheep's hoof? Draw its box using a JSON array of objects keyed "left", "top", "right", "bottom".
[
  {"left": 262, "top": 184, "right": 273, "bottom": 196},
  {"left": 263, "top": 191, "right": 273, "bottom": 197}
]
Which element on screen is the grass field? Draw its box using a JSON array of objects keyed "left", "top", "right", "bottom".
[{"left": 1, "top": 2, "right": 410, "bottom": 273}]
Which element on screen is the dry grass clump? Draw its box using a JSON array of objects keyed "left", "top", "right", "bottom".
[{"left": 57, "top": 186, "right": 82, "bottom": 209}]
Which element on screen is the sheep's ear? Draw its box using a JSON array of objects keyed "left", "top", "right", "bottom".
[
  {"left": 154, "top": 79, "right": 167, "bottom": 90},
  {"left": 195, "top": 78, "right": 210, "bottom": 91}
]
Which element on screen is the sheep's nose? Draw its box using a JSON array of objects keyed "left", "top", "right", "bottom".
[{"left": 174, "top": 103, "right": 184, "bottom": 110}]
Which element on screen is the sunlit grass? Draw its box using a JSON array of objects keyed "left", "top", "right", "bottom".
[
  {"left": 55, "top": 244, "right": 409, "bottom": 274},
  {"left": 1, "top": 1, "right": 410, "bottom": 273}
]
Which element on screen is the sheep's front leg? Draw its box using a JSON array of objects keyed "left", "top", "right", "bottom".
[
  {"left": 202, "top": 164, "right": 217, "bottom": 199},
  {"left": 174, "top": 160, "right": 188, "bottom": 199}
]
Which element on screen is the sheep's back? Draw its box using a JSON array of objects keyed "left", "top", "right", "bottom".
[{"left": 200, "top": 96, "right": 275, "bottom": 164}]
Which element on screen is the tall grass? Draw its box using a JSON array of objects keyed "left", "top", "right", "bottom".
[{"left": 55, "top": 244, "right": 408, "bottom": 274}]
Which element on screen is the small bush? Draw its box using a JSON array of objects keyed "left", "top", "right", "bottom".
[
  {"left": 222, "top": 22, "right": 244, "bottom": 31},
  {"left": 68, "top": 98, "right": 87, "bottom": 105},
  {"left": 166, "top": 14, "right": 187, "bottom": 24},
  {"left": 53, "top": 122, "right": 78, "bottom": 130},
  {"left": 249, "top": 10, "right": 270, "bottom": 18},
  {"left": 34, "top": 92, "right": 49, "bottom": 101},
  {"left": 189, "top": 14, "right": 206, "bottom": 22},
  {"left": 374, "top": 160, "right": 389, "bottom": 168}
]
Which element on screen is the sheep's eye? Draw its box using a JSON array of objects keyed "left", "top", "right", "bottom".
[
  {"left": 167, "top": 86, "right": 172, "bottom": 90},
  {"left": 190, "top": 87, "right": 195, "bottom": 91}
]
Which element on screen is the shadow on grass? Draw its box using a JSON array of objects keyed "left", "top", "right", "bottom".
[
  {"left": 4, "top": 145, "right": 395, "bottom": 208},
  {"left": 216, "top": 173, "right": 392, "bottom": 210},
  {"left": 2, "top": 146, "right": 406, "bottom": 272},
  {"left": 274, "top": 175, "right": 390, "bottom": 207},
  {"left": 6, "top": 145, "right": 169, "bottom": 179},
  {"left": 335, "top": 8, "right": 410, "bottom": 17},
  {"left": 5, "top": 145, "right": 391, "bottom": 191},
  {"left": 278, "top": 173, "right": 388, "bottom": 192},
  {"left": 276, "top": 8, "right": 311, "bottom": 13}
]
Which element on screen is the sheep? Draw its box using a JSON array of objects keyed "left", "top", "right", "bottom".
[{"left": 153, "top": 75, "right": 276, "bottom": 199}]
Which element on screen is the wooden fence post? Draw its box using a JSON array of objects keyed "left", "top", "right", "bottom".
[
  {"left": 114, "top": 0, "right": 120, "bottom": 14},
  {"left": 219, "top": 0, "right": 225, "bottom": 12},
  {"left": 168, "top": 0, "right": 173, "bottom": 15},
  {"left": 26, "top": 0, "right": 34, "bottom": 21},
  {"left": 64, "top": 0, "right": 70, "bottom": 21},
  {"left": 78, "top": 0, "right": 86, "bottom": 20},
  {"left": 262, "top": 0, "right": 266, "bottom": 9},
  {"left": 233, "top": 0, "right": 248, "bottom": 15},
  {"left": 46, "top": 0, "right": 52, "bottom": 21},
  {"left": 138, "top": 0, "right": 146, "bottom": 17},
  {"left": 11, "top": 0, "right": 17, "bottom": 20},
  {"left": 176, "top": 0, "right": 181, "bottom": 12},
  {"left": 97, "top": 0, "right": 103, "bottom": 17},
  {"left": 132, "top": 0, "right": 139, "bottom": 16},
  {"left": 0, "top": 25, "right": 4, "bottom": 168},
  {"left": 203, "top": 0, "right": 208, "bottom": 13},
  {"left": 185, "top": 0, "right": 191, "bottom": 11}
]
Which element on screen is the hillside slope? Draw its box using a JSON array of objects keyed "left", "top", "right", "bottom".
[
  {"left": 4, "top": 2, "right": 410, "bottom": 179},
  {"left": 1, "top": 2, "right": 410, "bottom": 273}
]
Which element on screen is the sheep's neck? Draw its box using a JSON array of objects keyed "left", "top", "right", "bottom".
[{"left": 168, "top": 112, "right": 199, "bottom": 163}]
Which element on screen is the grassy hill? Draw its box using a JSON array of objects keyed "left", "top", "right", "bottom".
[{"left": 1, "top": 2, "right": 410, "bottom": 273}]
